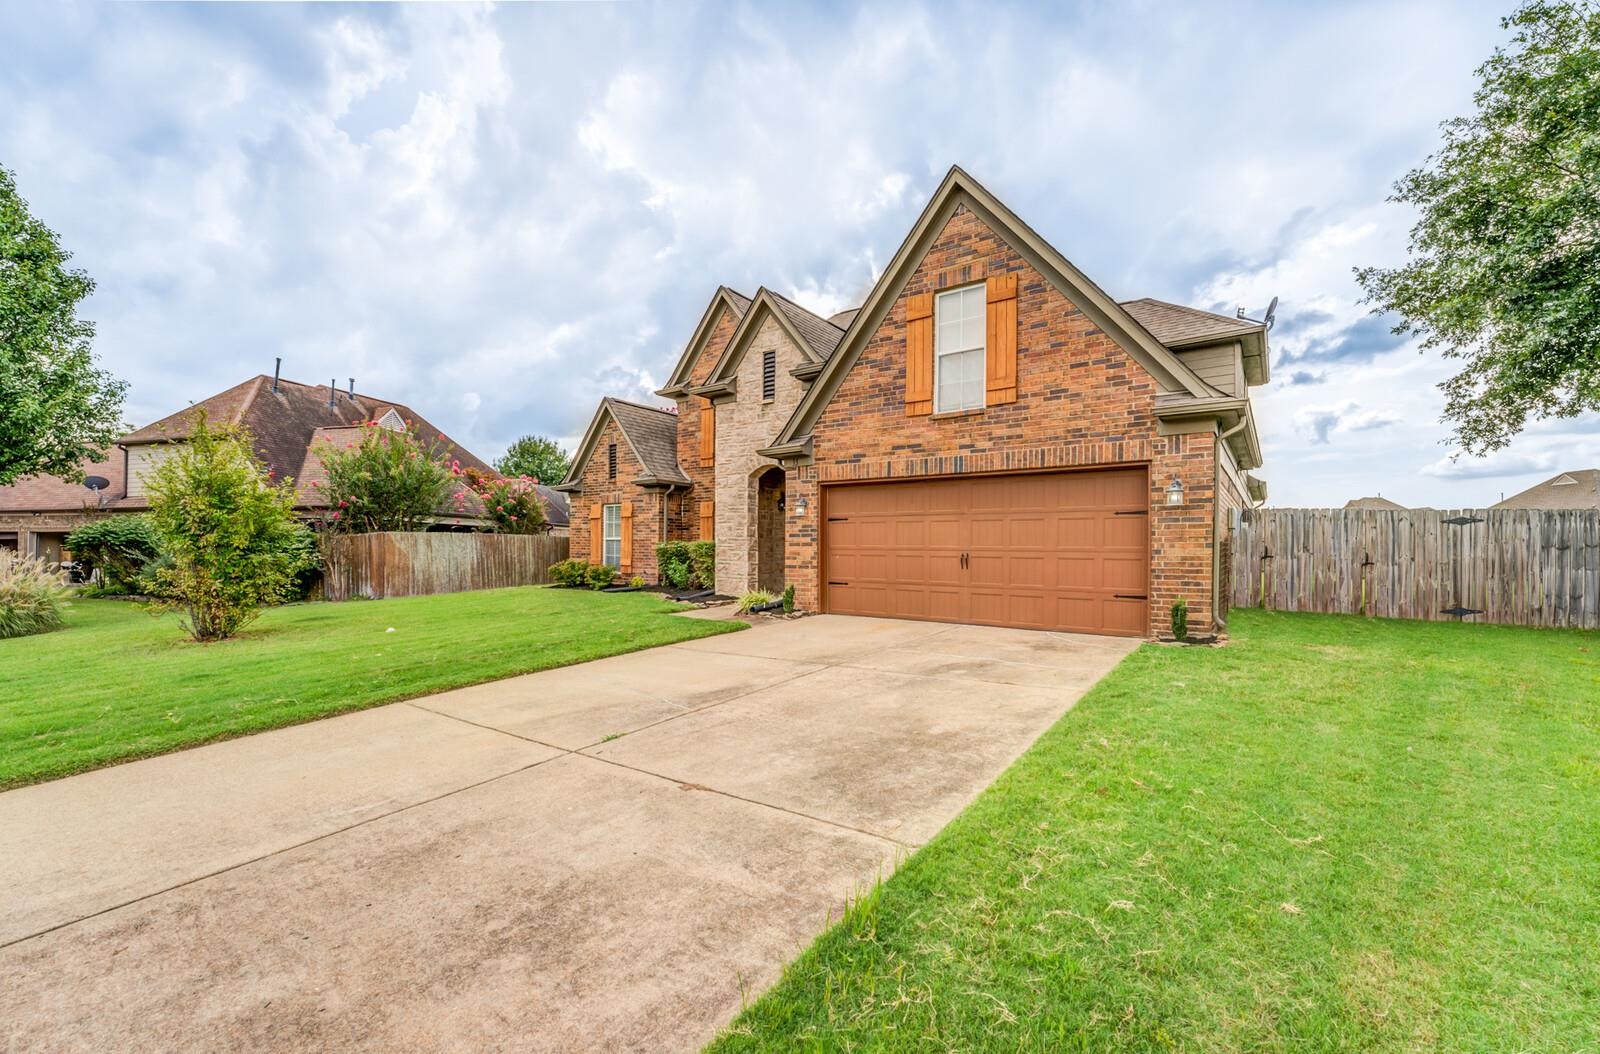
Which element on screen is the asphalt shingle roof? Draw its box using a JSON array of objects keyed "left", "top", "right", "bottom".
[
  {"left": 604, "top": 397, "right": 688, "bottom": 484},
  {"left": 766, "top": 290, "right": 846, "bottom": 360},
  {"left": 1493, "top": 469, "right": 1600, "bottom": 510},
  {"left": 1120, "top": 298, "right": 1262, "bottom": 347}
]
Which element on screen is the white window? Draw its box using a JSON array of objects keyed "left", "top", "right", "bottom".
[
  {"left": 935, "top": 285, "right": 985, "bottom": 413},
  {"left": 602, "top": 504, "right": 622, "bottom": 568}
]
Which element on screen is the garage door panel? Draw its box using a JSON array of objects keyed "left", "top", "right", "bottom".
[{"left": 823, "top": 469, "right": 1148, "bottom": 636}]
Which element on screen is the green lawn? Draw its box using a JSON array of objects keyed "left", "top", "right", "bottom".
[
  {"left": 711, "top": 610, "right": 1600, "bottom": 1053},
  {"left": 0, "top": 588, "right": 740, "bottom": 790}
]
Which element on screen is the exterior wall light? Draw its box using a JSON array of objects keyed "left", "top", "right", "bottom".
[
  {"left": 794, "top": 496, "right": 809, "bottom": 515},
  {"left": 1166, "top": 478, "right": 1184, "bottom": 506}
]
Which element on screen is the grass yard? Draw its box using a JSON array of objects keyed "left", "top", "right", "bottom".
[
  {"left": 711, "top": 610, "right": 1600, "bottom": 1053},
  {"left": 0, "top": 587, "right": 740, "bottom": 790}
]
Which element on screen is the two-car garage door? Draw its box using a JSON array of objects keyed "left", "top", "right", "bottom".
[{"left": 821, "top": 468, "right": 1149, "bottom": 636}]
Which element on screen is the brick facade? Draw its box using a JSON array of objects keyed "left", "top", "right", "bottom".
[
  {"left": 567, "top": 417, "right": 667, "bottom": 580},
  {"left": 673, "top": 304, "right": 741, "bottom": 531},
  {"left": 787, "top": 204, "right": 1222, "bottom": 638},
  {"left": 712, "top": 314, "right": 806, "bottom": 595}
]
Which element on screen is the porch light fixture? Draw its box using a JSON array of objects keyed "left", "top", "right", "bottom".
[
  {"left": 1166, "top": 478, "right": 1184, "bottom": 506},
  {"left": 794, "top": 496, "right": 809, "bottom": 515}
]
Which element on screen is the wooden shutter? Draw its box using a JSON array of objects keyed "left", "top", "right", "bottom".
[
  {"left": 986, "top": 273, "right": 1018, "bottom": 405},
  {"left": 699, "top": 499, "right": 715, "bottom": 541},
  {"left": 589, "top": 503, "right": 603, "bottom": 562},
  {"left": 905, "top": 292, "right": 934, "bottom": 416},
  {"left": 620, "top": 501, "right": 634, "bottom": 574},
  {"left": 699, "top": 402, "right": 716, "bottom": 465}
]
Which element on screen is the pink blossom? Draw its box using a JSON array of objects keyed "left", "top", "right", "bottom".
[{"left": 331, "top": 511, "right": 342, "bottom": 521}]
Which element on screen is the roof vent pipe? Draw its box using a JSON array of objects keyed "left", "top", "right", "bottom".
[
  {"left": 272, "top": 358, "right": 281, "bottom": 393},
  {"left": 329, "top": 379, "right": 337, "bottom": 408},
  {"left": 348, "top": 378, "right": 355, "bottom": 401}
]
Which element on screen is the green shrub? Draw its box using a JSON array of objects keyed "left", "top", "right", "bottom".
[
  {"left": 737, "top": 590, "right": 776, "bottom": 613},
  {"left": 314, "top": 419, "right": 454, "bottom": 532},
  {"left": 277, "top": 523, "right": 321, "bottom": 601},
  {"left": 65, "top": 516, "right": 164, "bottom": 594},
  {"left": 586, "top": 563, "right": 618, "bottom": 590},
  {"left": 0, "top": 550, "right": 68, "bottom": 639},
  {"left": 687, "top": 541, "right": 716, "bottom": 589},
  {"left": 653, "top": 540, "right": 716, "bottom": 590},
  {"left": 628, "top": 575, "right": 646, "bottom": 589},
  {"left": 655, "top": 541, "right": 691, "bottom": 590},
  {"left": 1171, "top": 597, "right": 1189, "bottom": 642},
  {"left": 548, "top": 559, "right": 588, "bottom": 587},
  {"left": 782, "top": 583, "right": 796, "bottom": 614},
  {"left": 145, "top": 413, "right": 312, "bottom": 642}
]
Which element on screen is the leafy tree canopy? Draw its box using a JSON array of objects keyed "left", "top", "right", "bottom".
[
  {"left": 495, "top": 434, "right": 571, "bottom": 485},
  {"left": 315, "top": 420, "right": 455, "bottom": 532},
  {"left": 0, "top": 164, "right": 127, "bottom": 485},
  {"left": 1357, "top": 2, "right": 1600, "bottom": 454}
]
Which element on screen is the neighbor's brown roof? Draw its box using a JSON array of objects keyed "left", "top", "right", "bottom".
[
  {"left": 827, "top": 307, "right": 861, "bottom": 329},
  {"left": 0, "top": 375, "right": 494, "bottom": 516},
  {"left": 0, "top": 454, "right": 125, "bottom": 513},
  {"left": 604, "top": 397, "right": 689, "bottom": 484},
  {"left": 767, "top": 290, "right": 846, "bottom": 360},
  {"left": 1120, "top": 298, "right": 1263, "bottom": 347},
  {"left": 1492, "top": 469, "right": 1600, "bottom": 510},
  {"left": 1344, "top": 496, "right": 1407, "bottom": 510}
]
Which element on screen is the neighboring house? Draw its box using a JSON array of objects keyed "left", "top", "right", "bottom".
[
  {"left": 1492, "top": 469, "right": 1600, "bottom": 510},
  {"left": 558, "top": 166, "right": 1269, "bottom": 638},
  {"left": 1344, "top": 496, "right": 1407, "bottom": 510},
  {"left": 536, "top": 484, "right": 571, "bottom": 537},
  {"left": 0, "top": 373, "right": 495, "bottom": 561}
]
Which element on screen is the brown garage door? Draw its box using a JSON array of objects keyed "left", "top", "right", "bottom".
[{"left": 822, "top": 468, "right": 1149, "bottom": 636}]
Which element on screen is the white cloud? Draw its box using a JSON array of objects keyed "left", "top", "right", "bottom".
[{"left": 7, "top": 0, "right": 1579, "bottom": 513}]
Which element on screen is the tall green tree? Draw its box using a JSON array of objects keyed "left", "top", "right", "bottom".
[
  {"left": 496, "top": 433, "right": 570, "bottom": 484},
  {"left": 0, "top": 164, "right": 127, "bottom": 485},
  {"left": 145, "top": 414, "right": 310, "bottom": 642},
  {"left": 1357, "top": 2, "right": 1600, "bottom": 454}
]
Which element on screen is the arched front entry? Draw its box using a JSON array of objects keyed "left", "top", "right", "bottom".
[{"left": 755, "top": 466, "right": 787, "bottom": 594}]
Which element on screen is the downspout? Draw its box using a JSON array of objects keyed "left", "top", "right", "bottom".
[{"left": 1214, "top": 418, "right": 1249, "bottom": 630}]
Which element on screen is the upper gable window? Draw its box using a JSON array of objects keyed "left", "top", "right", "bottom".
[
  {"left": 935, "top": 285, "right": 986, "bottom": 413},
  {"left": 376, "top": 409, "right": 406, "bottom": 431}
]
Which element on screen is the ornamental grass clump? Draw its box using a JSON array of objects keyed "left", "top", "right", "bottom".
[{"left": 0, "top": 550, "right": 68, "bottom": 639}]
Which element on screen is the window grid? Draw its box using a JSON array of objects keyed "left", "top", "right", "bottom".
[
  {"left": 602, "top": 503, "right": 622, "bottom": 567},
  {"left": 934, "top": 285, "right": 986, "bottom": 414}
]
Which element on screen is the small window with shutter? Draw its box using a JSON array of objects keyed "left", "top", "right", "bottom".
[
  {"left": 762, "top": 349, "right": 776, "bottom": 401},
  {"left": 607, "top": 442, "right": 617, "bottom": 479}
]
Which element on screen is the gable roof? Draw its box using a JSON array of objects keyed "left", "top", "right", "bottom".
[
  {"left": 1493, "top": 469, "right": 1600, "bottom": 510},
  {"left": 536, "top": 484, "right": 570, "bottom": 528},
  {"left": 656, "top": 286, "right": 752, "bottom": 397},
  {"left": 699, "top": 288, "right": 847, "bottom": 391},
  {"left": 555, "top": 397, "right": 687, "bottom": 491},
  {"left": 1121, "top": 298, "right": 1270, "bottom": 385},
  {"left": 772, "top": 166, "right": 1222, "bottom": 449}
]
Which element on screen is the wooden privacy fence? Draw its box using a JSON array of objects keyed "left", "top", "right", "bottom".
[
  {"left": 1231, "top": 508, "right": 1600, "bottom": 630},
  {"left": 322, "top": 532, "right": 569, "bottom": 601}
]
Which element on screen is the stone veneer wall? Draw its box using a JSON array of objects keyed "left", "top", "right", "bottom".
[{"left": 712, "top": 314, "right": 808, "bottom": 594}]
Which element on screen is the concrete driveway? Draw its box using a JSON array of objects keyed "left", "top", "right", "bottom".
[{"left": 0, "top": 614, "right": 1137, "bottom": 1053}]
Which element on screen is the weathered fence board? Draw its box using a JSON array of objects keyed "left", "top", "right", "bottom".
[
  {"left": 322, "top": 532, "right": 569, "bottom": 601},
  {"left": 1231, "top": 508, "right": 1599, "bottom": 630}
]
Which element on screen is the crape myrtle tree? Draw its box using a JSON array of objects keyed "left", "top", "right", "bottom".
[
  {"left": 0, "top": 164, "right": 127, "bottom": 485},
  {"left": 1356, "top": 1, "right": 1600, "bottom": 454}
]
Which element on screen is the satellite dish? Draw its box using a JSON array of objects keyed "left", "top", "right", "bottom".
[
  {"left": 1263, "top": 296, "right": 1279, "bottom": 331},
  {"left": 83, "top": 475, "right": 110, "bottom": 491}
]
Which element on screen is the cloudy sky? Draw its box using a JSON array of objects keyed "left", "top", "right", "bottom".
[{"left": 4, "top": 0, "right": 1592, "bottom": 506}]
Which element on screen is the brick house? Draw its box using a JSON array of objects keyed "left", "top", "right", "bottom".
[
  {"left": 558, "top": 167, "right": 1269, "bottom": 638},
  {"left": 0, "top": 373, "right": 498, "bottom": 560}
]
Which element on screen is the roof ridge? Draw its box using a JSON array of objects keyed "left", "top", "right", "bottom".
[
  {"left": 766, "top": 287, "right": 846, "bottom": 331},
  {"left": 1123, "top": 297, "right": 1257, "bottom": 327},
  {"left": 604, "top": 395, "right": 677, "bottom": 416}
]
